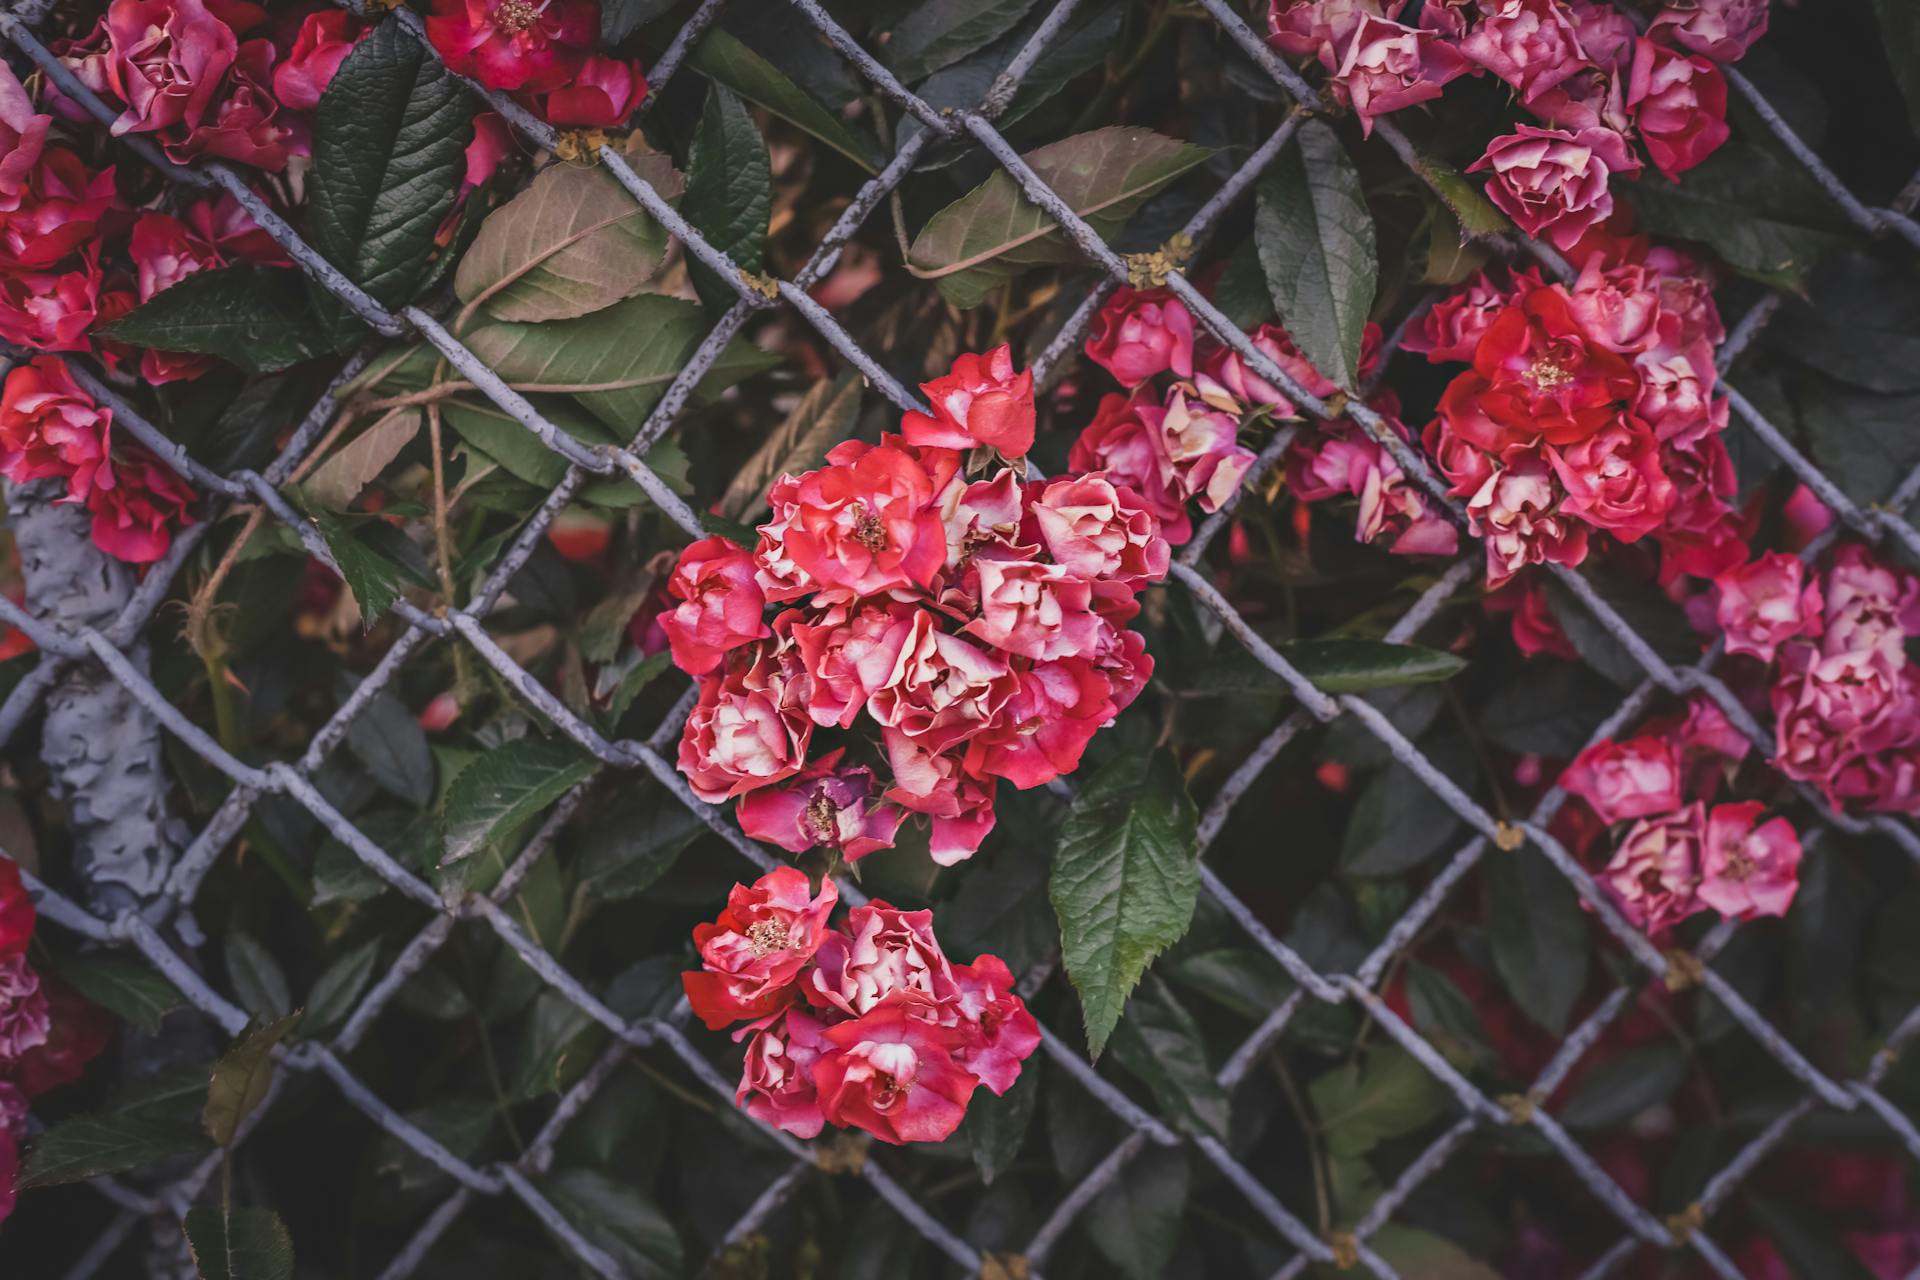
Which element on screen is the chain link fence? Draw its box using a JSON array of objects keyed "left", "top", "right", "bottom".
[{"left": 1, "top": 0, "right": 1917, "bottom": 1276}]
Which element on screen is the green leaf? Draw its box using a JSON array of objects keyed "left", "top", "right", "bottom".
[
  {"left": 307, "top": 509, "right": 437, "bottom": 622},
  {"left": 1486, "top": 851, "right": 1589, "bottom": 1035},
  {"left": 1558, "top": 1044, "right": 1687, "bottom": 1130},
  {"left": 718, "top": 371, "right": 862, "bottom": 519},
  {"left": 455, "top": 158, "right": 679, "bottom": 324},
  {"left": 937, "top": 847, "right": 1057, "bottom": 980},
  {"left": 184, "top": 1204, "right": 295, "bottom": 1280},
  {"left": 1798, "top": 382, "right": 1920, "bottom": 513},
  {"left": 309, "top": 18, "right": 472, "bottom": 308},
  {"left": 1625, "top": 140, "right": 1848, "bottom": 290},
  {"left": 1107, "top": 976, "right": 1230, "bottom": 1141},
  {"left": 539, "top": 1168, "right": 684, "bottom": 1279},
  {"left": 575, "top": 788, "right": 705, "bottom": 901},
  {"left": 967, "top": 1058, "right": 1040, "bottom": 1185},
  {"left": 603, "top": 0, "right": 675, "bottom": 46},
  {"left": 1542, "top": 572, "right": 1699, "bottom": 690},
  {"left": 699, "top": 512, "right": 760, "bottom": 548},
  {"left": 1479, "top": 663, "right": 1618, "bottom": 757},
  {"left": 1164, "top": 946, "right": 1290, "bottom": 1019},
  {"left": 1338, "top": 735, "right": 1469, "bottom": 876},
  {"left": 441, "top": 735, "right": 599, "bottom": 866},
  {"left": 58, "top": 953, "right": 183, "bottom": 1034},
  {"left": 684, "top": 85, "right": 772, "bottom": 313},
  {"left": 1409, "top": 151, "right": 1510, "bottom": 240},
  {"left": 205, "top": 1013, "right": 302, "bottom": 1148},
  {"left": 301, "top": 407, "right": 420, "bottom": 511},
  {"left": 95, "top": 266, "right": 332, "bottom": 374},
  {"left": 1278, "top": 638, "right": 1464, "bottom": 694},
  {"left": 223, "top": 931, "right": 292, "bottom": 1022},
  {"left": 688, "top": 28, "right": 881, "bottom": 173},
  {"left": 442, "top": 394, "right": 615, "bottom": 489},
  {"left": 1254, "top": 119, "right": 1378, "bottom": 391},
  {"left": 1369, "top": 1226, "right": 1503, "bottom": 1280},
  {"left": 302, "top": 938, "right": 382, "bottom": 1038},
  {"left": 1765, "top": 252, "right": 1920, "bottom": 393},
  {"left": 1082, "top": 1146, "right": 1189, "bottom": 1280},
  {"left": 1210, "top": 238, "right": 1273, "bottom": 331},
  {"left": 342, "top": 685, "right": 435, "bottom": 808},
  {"left": 1873, "top": 0, "right": 1920, "bottom": 134},
  {"left": 1308, "top": 1046, "right": 1446, "bottom": 1158},
  {"left": 1051, "top": 749, "right": 1200, "bottom": 1058},
  {"left": 19, "top": 1113, "right": 207, "bottom": 1189},
  {"left": 1748, "top": 1195, "right": 1878, "bottom": 1280},
  {"left": 512, "top": 991, "right": 603, "bottom": 1098},
  {"left": 885, "top": 0, "right": 1042, "bottom": 84},
  {"left": 462, "top": 293, "right": 778, "bottom": 440},
  {"left": 908, "top": 127, "right": 1214, "bottom": 309}
]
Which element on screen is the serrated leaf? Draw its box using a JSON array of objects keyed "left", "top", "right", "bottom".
[
  {"left": 1278, "top": 638, "right": 1464, "bottom": 694},
  {"left": 967, "top": 1058, "right": 1040, "bottom": 1185},
  {"left": 1410, "top": 151, "right": 1510, "bottom": 240},
  {"left": 1338, "top": 735, "right": 1468, "bottom": 877},
  {"left": 302, "top": 938, "right": 382, "bottom": 1038},
  {"left": 908, "top": 128, "right": 1214, "bottom": 309},
  {"left": 539, "top": 1168, "right": 684, "bottom": 1279},
  {"left": 1051, "top": 749, "right": 1200, "bottom": 1058},
  {"left": 462, "top": 293, "right": 778, "bottom": 440},
  {"left": 309, "top": 19, "right": 472, "bottom": 308},
  {"left": 19, "top": 1113, "right": 207, "bottom": 1188},
  {"left": 1486, "top": 850, "right": 1588, "bottom": 1035},
  {"left": 441, "top": 394, "right": 616, "bottom": 489},
  {"left": 342, "top": 684, "right": 435, "bottom": 807},
  {"left": 1542, "top": 573, "right": 1699, "bottom": 690},
  {"left": 688, "top": 28, "right": 880, "bottom": 173},
  {"left": 885, "top": 0, "right": 1042, "bottom": 84},
  {"left": 684, "top": 85, "right": 771, "bottom": 313},
  {"left": 184, "top": 1204, "right": 295, "bottom": 1280},
  {"left": 1625, "top": 140, "right": 1848, "bottom": 290},
  {"left": 58, "top": 953, "right": 183, "bottom": 1034},
  {"left": 719, "top": 371, "right": 862, "bottom": 519},
  {"left": 307, "top": 509, "right": 438, "bottom": 622},
  {"left": 1309, "top": 1046, "right": 1446, "bottom": 1158},
  {"left": 96, "top": 266, "right": 332, "bottom": 374},
  {"left": 1767, "top": 253, "right": 1920, "bottom": 393},
  {"left": 301, "top": 408, "right": 420, "bottom": 511},
  {"left": 441, "top": 736, "right": 598, "bottom": 866},
  {"left": 1254, "top": 119, "right": 1377, "bottom": 392},
  {"left": 455, "top": 159, "right": 678, "bottom": 324},
  {"left": 575, "top": 788, "right": 704, "bottom": 900},
  {"left": 1083, "top": 1146, "right": 1188, "bottom": 1280},
  {"left": 1558, "top": 1045, "right": 1687, "bottom": 1130},
  {"left": 1107, "top": 976, "right": 1230, "bottom": 1140},
  {"left": 223, "top": 932, "right": 291, "bottom": 1022},
  {"left": 205, "top": 1013, "right": 301, "bottom": 1148}
]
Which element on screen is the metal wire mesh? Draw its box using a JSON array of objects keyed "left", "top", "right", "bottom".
[{"left": 0, "top": 0, "right": 1915, "bottom": 1276}]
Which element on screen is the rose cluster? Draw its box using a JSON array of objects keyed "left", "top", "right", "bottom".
[
  {"left": 1411, "top": 221, "right": 1742, "bottom": 585},
  {"left": 1269, "top": 0, "right": 1765, "bottom": 250},
  {"left": 1078, "top": 286, "right": 1458, "bottom": 556},
  {"left": 1560, "top": 695, "right": 1803, "bottom": 930},
  {"left": 1711, "top": 545, "right": 1920, "bottom": 818},
  {"left": 681, "top": 867, "right": 1039, "bottom": 1145},
  {"left": 668, "top": 347, "right": 1164, "bottom": 864},
  {"left": 0, "top": 854, "right": 113, "bottom": 1224},
  {"left": 425, "top": 0, "right": 648, "bottom": 128}
]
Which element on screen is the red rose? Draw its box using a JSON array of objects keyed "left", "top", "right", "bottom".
[
  {"left": 424, "top": 0, "right": 598, "bottom": 95},
  {"left": 962, "top": 658, "right": 1114, "bottom": 790},
  {"left": 0, "top": 859, "right": 32, "bottom": 959},
  {"left": 2, "top": 977, "right": 113, "bottom": 1096},
  {"left": 1562, "top": 736, "right": 1684, "bottom": 825},
  {"left": 948, "top": 956, "right": 1039, "bottom": 1095},
  {"left": 681, "top": 866, "right": 837, "bottom": 1031},
  {"left": 1029, "top": 473, "right": 1170, "bottom": 589},
  {"left": 0, "top": 64, "right": 50, "bottom": 212},
  {"left": 813, "top": 996, "right": 981, "bottom": 1145},
  {"left": 0, "top": 252, "right": 110, "bottom": 353},
  {"left": 964, "top": 559, "right": 1103, "bottom": 662},
  {"left": 869, "top": 609, "right": 1016, "bottom": 753},
  {"left": 1626, "top": 38, "right": 1729, "bottom": 181},
  {"left": 1546, "top": 419, "right": 1673, "bottom": 542},
  {"left": 676, "top": 640, "right": 813, "bottom": 803},
  {"left": 779, "top": 441, "right": 947, "bottom": 598},
  {"left": 1333, "top": 14, "right": 1471, "bottom": 136},
  {"left": 1068, "top": 391, "right": 1190, "bottom": 541},
  {"left": 0, "top": 356, "right": 115, "bottom": 502},
  {"left": 734, "top": 1005, "right": 829, "bottom": 1139},
  {"left": 660, "top": 535, "right": 772, "bottom": 677},
  {"left": 1267, "top": 0, "right": 1383, "bottom": 72},
  {"left": 1084, "top": 287, "right": 1195, "bottom": 387},
  {"left": 0, "top": 149, "right": 121, "bottom": 272},
  {"left": 85, "top": 444, "right": 196, "bottom": 564},
  {"left": 735, "top": 748, "right": 904, "bottom": 862},
  {"left": 0, "top": 956, "right": 48, "bottom": 1063},
  {"left": 901, "top": 346, "right": 1037, "bottom": 459},
  {"left": 270, "top": 9, "right": 367, "bottom": 112},
  {"left": 881, "top": 731, "right": 999, "bottom": 865},
  {"left": 542, "top": 55, "right": 648, "bottom": 128},
  {"left": 1470, "top": 125, "right": 1639, "bottom": 252}
]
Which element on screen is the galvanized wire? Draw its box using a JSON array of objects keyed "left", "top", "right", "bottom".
[{"left": 0, "top": 1, "right": 1916, "bottom": 1276}]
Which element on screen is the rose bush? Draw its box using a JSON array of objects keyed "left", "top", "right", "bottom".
[{"left": 1, "top": 0, "right": 1919, "bottom": 1276}]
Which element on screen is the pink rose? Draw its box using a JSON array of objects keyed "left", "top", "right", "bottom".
[
  {"left": 270, "top": 9, "right": 366, "bottom": 111},
  {"left": 1566, "top": 0, "right": 1637, "bottom": 70},
  {"left": 0, "top": 956, "right": 48, "bottom": 1062},
  {"left": 779, "top": 441, "right": 946, "bottom": 598},
  {"left": 882, "top": 731, "right": 999, "bottom": 865},
  {"left": 1632, "top": 346, "right": 1717, "bottom": 444},
  {"left": 1029, "top": 473, "right": 1170, "bottom": 588},
  {"left": 1487, "top": 575, "right": 1577, "bottom": 659},
  {"left": 1651, "top": 431, "right": 1743, "bottom": 583},
  {"left": 785, "top": 599, "right": 918, "bottom": 729},
  {"left": 964, "top": 559, "right": 1102, "bottom": 662},
  {"left": 1140, "top": 388, "right": 1255, "bottom": 513},
  {"left": 682, "top": 866, "right": 838, "bottom": 1031},
  {"left": 1567, "top": 257, "right": 1664, "bottom": 353},
  {"left": 814, "top": 996, "right": 980, "bottom": 1146},
  {"left": 660, "top": 535, "right": 772, "bottom": 677},
  {"left": 1547, "top": 419, "right": 1673, "bottom": 542},
  {"left": 949, "top": 956, "right": 1040, "bottom": 1095},
  {"left": 901, "top": 346, "right": 1037, "bottom": 459},
  {"left": 1458, "top": 0, "right": 1589, "bottom": 102},
  {"left": 462, "top": 112, "right": 515, "bottom": 194},
  {"left": 677, "top": 640, "right": 813, "bottom": 803},
  {"left": 0, "top": 356, "right": 115, "bottom": 501},
  {"left": 1821, "top": 545, "right": 1920, "bottom": 665},
  {"left": 735, "top": 748, "right": 905, "bottom": 863},
  {"left": 1467, "top": 455, "right": 1590, "bottom": 584},
  {"left": 542, "top": 55, "right": 649, "bottom": 129},
  {"left": 1470, "top": 125, "right": 1639, "bottom": 252},
  {"left": 0, "top": 149, "right": 121, "bottom": 273},
  {"left": 1405, "top": 268, "right": 1543, "bottom": 364},
  {"left": 1598, "top": 804, "right": 1704, "bottom": 932},
  {"left": 85, "top": 445, "right": 195, "bottom": 564},
  {"left": 1770, "top": 648, "right": 1908, "bottom": 799},
  {"left": 734, "top": 1005, "right": 829, "bottom": 1139},
  {"left": 936, "top": 469, "right": 1029, "bottom": 591},
  {"left": 806, "top": 901, "right": 959, "bottom": 1019},
  {"left": 1334, "top": 14, "right": 1472, "bottom": 136},
  {"left": 1197, "top": 321, "right": 1377, "bottom": 414},
  {"left": 0, "top": 64, "right": 49, "bottom": 213},
  {"left": 1085, "top": 287, "right": 1196, "bottom": 387},
  {"left": 962, "top": 658, "right": 1115, "bottom": 790},
  {"left": 1267, "top": 0, "right": 1384, "bottom": 71},
  {"left": 1068, "top": 391, "right": 1190, "bottom": 542},
  {"left": 1288, "top": 422, "right": 1459, "bottom": 556},
  {"left": 752, "top": 473, "right": 817, "bottom": 603},
  {"left": 1561, "top": 736, "right": 1683, "bottom": 825},
  {"left": 870, "top": 610, "right": 1016, "bottom": 752},
  {"left": 425, "top": 0, "right": 597, "bottom": 94},
  {"left": 63, "top": 0, "right": 237, "bottom": 141},
  {"left": 1648, "top": 0, "right": 1769, "bottom": 62},
  {"left": 0, "top": 253, "right": 110, "bottom": 353},
  {"left": 1696, "top": 801, "right": 1801, "bottom": 920},
  {"left": 1626, "top": 38, "right": 1730, "bottom": 181},
  {"left": 1714, "top": 551, "right": 1821, "bottom": 663}
]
